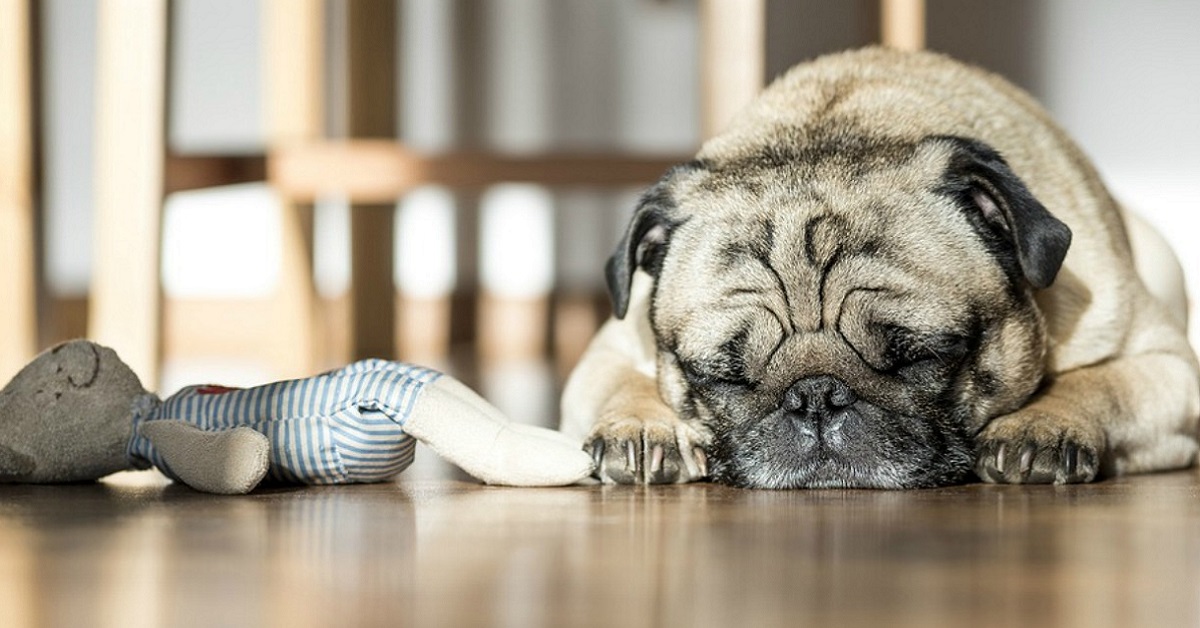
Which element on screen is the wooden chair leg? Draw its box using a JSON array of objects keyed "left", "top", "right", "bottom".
[
  {"left": 881, "top": 0, "right": 926, "bottom": 51},
  {"left": 699, "top": 0, "right": 766, "bottom": 140},
  {"left": 0, "top": 0, "right": 38, "bottom": 381},
  {"left": 90, "top": 0, "right": 168, "bottom": 387},
  {"left": 273, "top": 203, "right": 319, "bottom": 376},
  {"left": 264, "top": 0, "right": 323, "bottom": 375},
  {"left": 346, "top": 0, "right": 398, "bottom": 361}
]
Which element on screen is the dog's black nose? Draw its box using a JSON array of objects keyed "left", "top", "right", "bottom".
[
  {"left": 782, "top": 376, "right": 857, "bottom": 440},
  {"left": 781, "top": 375, "right": 857, "bottom": 415}
]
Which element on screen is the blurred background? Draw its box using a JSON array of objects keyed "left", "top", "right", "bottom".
[{"left": 2, "top": 0, "right": 1198, "bottom": 431}]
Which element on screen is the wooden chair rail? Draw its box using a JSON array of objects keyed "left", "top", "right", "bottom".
[
  {"left": 164, "top": 154, "right": 267, "bottom": 195},
  {"left": 268, "top": 141, "right": 689, "bottom": 203}
]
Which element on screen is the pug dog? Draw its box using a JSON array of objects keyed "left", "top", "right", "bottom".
[{"left": 560, "top": 47, "right": 1200, "bottom": 488}]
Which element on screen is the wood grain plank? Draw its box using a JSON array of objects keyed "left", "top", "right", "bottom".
[{"left": 3, "top": 464, "right": 1199, "bottom": 627}]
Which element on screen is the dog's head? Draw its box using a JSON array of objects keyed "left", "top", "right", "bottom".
[{"left": 606, "top": 133, "right": 1070, "bottom": 488}]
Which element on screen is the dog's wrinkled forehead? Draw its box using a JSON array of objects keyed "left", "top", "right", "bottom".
[
  {"left": 678, "top": 128, "right": 961, "bottom": 210},
  {"left": 697, "top": 127, "right": 924, "bottom": 186},
  {"left": 654, "top": 135, "right": 997, "bottom": 326}
]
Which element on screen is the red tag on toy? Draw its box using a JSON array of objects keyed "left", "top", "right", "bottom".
[{"left": 195, "top": 385, "right": 241, "bottom": 395}]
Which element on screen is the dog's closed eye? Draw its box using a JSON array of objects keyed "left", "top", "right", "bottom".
[{"left": 882, "top": 326, "right": 970, "bottom": 374}]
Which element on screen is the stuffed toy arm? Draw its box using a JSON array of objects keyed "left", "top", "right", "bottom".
[{"left": 404, "top": 377, "right": 595, "bottom": 487}]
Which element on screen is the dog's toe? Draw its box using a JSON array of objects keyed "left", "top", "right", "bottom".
[
  {"left": 975, "top": 410, "right": 1103, "bottom": 484},
  {"left": 585, "top": 418, "right": 708, "bottom": 484}
]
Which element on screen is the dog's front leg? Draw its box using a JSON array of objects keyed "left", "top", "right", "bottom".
[
  {"left": 561, "top": 273, "right": 710, "bottom": 484},
  {"left": 975, "top": 326, "right": 1200, "bottom": 484}
]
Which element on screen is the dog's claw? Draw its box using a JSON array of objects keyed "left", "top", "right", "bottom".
[
  {"left": 589, "top": 439, "right": 605, "bottom": 470},
  {"left": 693, "top": 447, "right": 708, "bottom": 477},
  {"left": 975, "top": 409, "right": 1103, "bottom": 484},
  {"left": 649, "top": 445, "right": 664, "bottom": 474},
  {"left": 1064, "top": 443, "right": 1078, "bottom": 476},
  {"left": 1018, "top": 444, "right": 1035, "bottom": 479},
  {"left": 586, "top": 417, "right": 710, "bottom": 484}
]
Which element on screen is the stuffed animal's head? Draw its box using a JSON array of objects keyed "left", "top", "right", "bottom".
[{"left": 0, "top": 340, "right": 149, "bottom": 483}]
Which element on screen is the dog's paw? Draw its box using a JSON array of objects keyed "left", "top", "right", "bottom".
[
  {"left": 974, "top": 409, "right": 1105, "bottom": 484},
  {"left": 586, "top": 416, "right": 710, "bottom": 485}
]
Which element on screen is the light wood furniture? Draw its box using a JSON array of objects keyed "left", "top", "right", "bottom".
[
  {"left": 882, "top": 0, "right": 927, "bottom": 51},
  {"left": 270, "top": 145, "right": 690, "bottom": 203},
  {"left": 700, "top": 0, "right": 767, "bottom": 139},
  {"left": 85, "top": 0, "right": 697, "bottom": 384},
  {"left": 83, "top": 0, "right": 929, "bottom": 384},
  {"left": 344, "top": 0, "right": 399, "bottom": 362},
  {"left": 266, "top": 3, "right": 714, "bottom": 366},
  {"left": 262, "top": 0, "right": 322, "bottom": 375},
  {"left": 89, "top": 0, "right": 293, "bottom": 386},
  {"left": 90, "top": 0, "right": 169, "bottom": 386},
  {"left": 0, "top": 0, "right": 38, "bottom": 382}
]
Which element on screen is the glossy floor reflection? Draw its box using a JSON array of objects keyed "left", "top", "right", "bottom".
[{"left": 2, "top": 468, "right": 1198, "bottom": 627}]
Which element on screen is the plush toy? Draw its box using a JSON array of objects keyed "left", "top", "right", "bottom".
[{"left": 0, "top": 340, "right": 594, "bottom": 494}]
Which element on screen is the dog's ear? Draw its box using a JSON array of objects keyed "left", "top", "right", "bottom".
[
  {"left": 935, "top": 136, "right": 1072, "bottom": 289},
  {"left": 605, "top": 190, "right": 672, "bottom": 320},
  {"left": 606, "top": 168, "right": 693, "bottom": 319}
]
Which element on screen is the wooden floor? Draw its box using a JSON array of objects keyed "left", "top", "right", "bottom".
[{"left": 2, "top": 463, "right": 1198, "bottom": 627}]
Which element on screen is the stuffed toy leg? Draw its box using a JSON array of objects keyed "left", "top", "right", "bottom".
[{"left": 0, "top": 341, "right": 594, "bottom": 494}]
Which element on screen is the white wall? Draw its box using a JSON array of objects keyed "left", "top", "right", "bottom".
[
  {"left": 926, "top": 0, "right": 1200, "bottom": 343},
  {"left": 41, "top": 0, "right": 96, "bottom": 295}
]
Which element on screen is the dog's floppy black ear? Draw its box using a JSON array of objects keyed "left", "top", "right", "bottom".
[
  {"left": 936, "top": 136, "right": 1072, "bottom": 289},
  {"left": 606, "top": 173, "right": 688, "bottom": 319}
]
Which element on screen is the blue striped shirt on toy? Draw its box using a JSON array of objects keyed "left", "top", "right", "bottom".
[{"left": 127, "top": 359, "right": 442, "bottom": 484}]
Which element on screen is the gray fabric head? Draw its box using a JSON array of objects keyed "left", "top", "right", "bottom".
[{"left": 0, "top": 340, "right": 150, "bottom": 483}]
